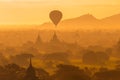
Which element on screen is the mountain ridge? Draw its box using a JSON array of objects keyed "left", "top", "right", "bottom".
[{"left": 39, "top": 13, "right": 120, "bottom": 30}]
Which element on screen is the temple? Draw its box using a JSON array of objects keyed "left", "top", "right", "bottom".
[
  {"left": 26, "top": 31, "right": 80, "bottom": 53},
  {"left": 24, "top": 58, "right": 39, "bottom": 80},
  {"left": 50, "top": 32, "right": 61, "bottom": 44},
  {"left": 35, "top": 34, "right": 43, "bottom": 46}
]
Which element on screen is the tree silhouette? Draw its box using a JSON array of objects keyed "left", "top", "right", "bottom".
[{"left": 52, "top": 64, "right": 91, "bottom": 80}]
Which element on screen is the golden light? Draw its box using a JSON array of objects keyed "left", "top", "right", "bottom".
[{"left": 0, "top": 0, "right": 119, "bottom": 27}]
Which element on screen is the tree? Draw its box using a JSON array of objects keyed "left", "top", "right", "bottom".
[
  {"left": 52, "top": 64, "right": 90, "bottom": 80},
  {"left": 3, "top": 63, "right": 25, "bottom": 80},
  {"left": 82, "top": 50, "right": 109, "bottom": 65},
  {"left": 93, "top": 69, "right": 120, "bottom": 80},
  {"left": 42, "top": 52, "right": 70, "bottom": 69},
  {"left": 10, "top": 53, "right": 34, "bottom": 66}
]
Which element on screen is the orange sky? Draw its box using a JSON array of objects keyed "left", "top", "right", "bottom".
[{"left": 0, "top": 0, "right": 120, "bottom": 26}]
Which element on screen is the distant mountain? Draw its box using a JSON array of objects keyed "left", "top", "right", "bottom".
[
  {"left": 38, "top": 14, "right": 120, "bottom": 30},
  {"left": 102, "top": 14, "right": 120, "bottom": 27}
]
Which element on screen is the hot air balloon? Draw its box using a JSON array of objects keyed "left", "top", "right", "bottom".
[{"left": 49, "top": 10, "right": 63, "bottom": 26}]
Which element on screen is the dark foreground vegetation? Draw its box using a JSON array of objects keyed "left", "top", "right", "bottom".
[{"left": 0, "top": 61, "right": 120, "bottom": 80}]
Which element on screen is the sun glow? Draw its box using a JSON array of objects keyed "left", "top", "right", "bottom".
[{"left": 0, "top": 0, "right": 119, "bottom": 26}]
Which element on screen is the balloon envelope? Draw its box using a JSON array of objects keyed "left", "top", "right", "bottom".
[{"left": 49, "top": 10, "right": 62, "bottom": 26}]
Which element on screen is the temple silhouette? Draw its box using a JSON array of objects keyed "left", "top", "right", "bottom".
[
  {"left": 24, "top": 58, "right": 39, "bottom": 80},
  {"left": 21, "top": 31, "right": 81, "bottom": 56},
  {"left": 30, "top": 32, "right": 80, "bottom": 53}
]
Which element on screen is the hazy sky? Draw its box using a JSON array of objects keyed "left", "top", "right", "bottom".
[
  {"left": 1, "top": 0, "right": 120, "bottom": 4},
  {"left": 0, "top": 0, "right": 120, "bottom": 25}
]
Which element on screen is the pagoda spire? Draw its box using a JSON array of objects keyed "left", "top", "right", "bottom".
[
  {"left": 35, "top": 33, "right": 43, "bottom": 45},
  {"left": 24, "top": 57, "right": 39, "bottom": 80},
  {"left": 50, "top": 31, "right": 60, "bottom": 43},
  {"left": 29, "top": 57, "right": 32, "bottom": 67}
]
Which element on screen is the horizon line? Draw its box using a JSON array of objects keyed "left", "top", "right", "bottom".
[{"left": 0, "top": 13, "right": 119, "bottom": 25}]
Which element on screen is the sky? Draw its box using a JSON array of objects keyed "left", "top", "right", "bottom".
[
  {"left": 1, "top": 0, "right": 120, "bottom": 4},
  {"left": 0, "top": 0, "right": 120, "bottom": 26}
]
